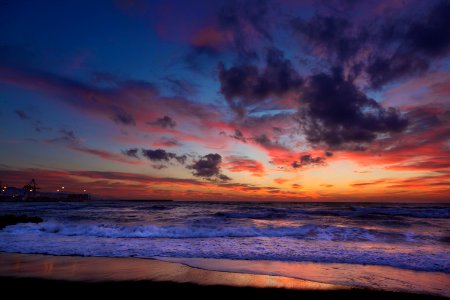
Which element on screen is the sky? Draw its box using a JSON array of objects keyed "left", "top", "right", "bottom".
[{"left": 0, "top": 0, "right": 449, "bottom": 202}]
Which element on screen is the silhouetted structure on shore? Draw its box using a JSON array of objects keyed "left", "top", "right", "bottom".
[
  {"left": 0, "top": 179, "right": 90, "bottom": 202},
  {"left": 23, "top": 179, "right": 40, "bottom": 200}
]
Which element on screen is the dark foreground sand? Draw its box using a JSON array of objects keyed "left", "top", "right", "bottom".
[{"left": 0, "top": 253, "right": 446, "bottom": 299}]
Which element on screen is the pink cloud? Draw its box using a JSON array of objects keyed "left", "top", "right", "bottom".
[{"left": 225, "top": 156, "right": 265, "bottom": 177}]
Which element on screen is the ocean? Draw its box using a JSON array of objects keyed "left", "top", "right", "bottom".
[{"left": 0, "top": 201, "right": 449, "bottom": 273}]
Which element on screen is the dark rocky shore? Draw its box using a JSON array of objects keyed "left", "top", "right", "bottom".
[{"left": 0, "top": 214, "right": 43, "bottom": 229}]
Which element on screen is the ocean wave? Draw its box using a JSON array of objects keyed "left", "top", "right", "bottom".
[
  {"left": 213, "top": 206, "right": 450, "bottom": 220},
  {"left": 135, "top": 205, "right": 173, "bottom": 211},
  {"left": 214, "top": 209, "right": 287, "bottom": 220},
  {"left": 2, "top": 220, "right": 437, "bottom": 243},
  {"left": 348, "top": 206, "right": 450, "bottom": 218},
  {"left": 305, "top": 207, "right": 450, "bottom": 219},
  {"left": 1, "top": 202, "right": 448, "bottom": 274},
  {"left": 0, "top": 234, "right": 448, "bottom": 273}
]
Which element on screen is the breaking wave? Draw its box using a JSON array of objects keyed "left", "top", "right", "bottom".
[{"left": 3, "top": 220, "right": 437, "bottom": 243}]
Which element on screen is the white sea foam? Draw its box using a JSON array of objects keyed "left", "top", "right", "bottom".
[
  {"left": 0, "top": 231, "right": 448, "bottom": 273},
  {"left": 1, "top": 220, "right": 436, "bottom": 242},
  {"left": 0, "top": 201, "right": 448, "bottom": 273}
]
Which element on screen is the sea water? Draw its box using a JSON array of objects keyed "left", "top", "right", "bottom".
[{"left": 0, "top": 201, "right": 448, "bottom": 273}]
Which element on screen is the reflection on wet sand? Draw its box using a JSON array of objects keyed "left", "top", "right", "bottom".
[
  {"left": 159, "top": 257, "right": 450, "bottom": 297},
  {"left": 1, "top": 253, "right": 345, "bottom": 291}
]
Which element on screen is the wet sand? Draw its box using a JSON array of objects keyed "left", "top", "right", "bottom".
[
  {"left": 159, "top": 257, "right": 450, "bottom": 297},
  {"left": 0, "top": 252, "right": 345, "bottom": 290},
  {"left": 0, "top": 253, "right": 446, "bottom": 299}
]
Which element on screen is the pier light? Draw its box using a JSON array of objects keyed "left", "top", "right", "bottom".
[
  {"left": 62, "top": 186, "right": 65, "bottom": 189},
  {"left": 29, "top": 189, "right": 32, "bottom": 192},
  {"left": 57, "top": 189, "right": 60, "bottom": 192},
  {"left": 83, "top": 189, "right": 86, "bottom": 192}
]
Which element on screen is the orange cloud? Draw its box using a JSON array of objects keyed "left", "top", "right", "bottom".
[
  {"left": 225, "top": 156, "right": 265, "bottom": 177},
  {"left": 320, "top": 184, "right": 334, "bottom": 188},
  {"left": 351, "top": 180, "right": 386, "bottom": 187},
  {"left": 274, "top": 178, "right": 289, "bottom": 184}
]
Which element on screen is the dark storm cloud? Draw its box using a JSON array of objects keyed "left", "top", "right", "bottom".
[
  {"left": 111, "top": 108, "right": 136, "bottom": 126},
  {"left": 366, "top": 54, "right": 429, "bottom": 90},
  {"left": 230, "top": 129, "right": 247, "bottom": 142},
  {"left": 252, "top": 134, "right": 283, "bottom": 149},
  {"left": 291, "top": 14, "right": 368, "bottom": 63},
  {"left": 404, "top": 106, "right": 443, "bottom": 134},
  {"left": 290, "top": 1, "right": 450, "bottom": 89},
  {"left": 147, "top": 115, "right": 176, "bottom": 129},
  {"left": 218, "top": 12, "right": 415, "bottom": 151},
  {"left": 121, "top": 148, "right": 139, "bottom": 158},
  {"left": 48, "top": 129, "right": 79, "bottom": 144},
  {"left": 14, "top": 109, "right": 51, "bottom": 132},
  {"left": 174, "top": 155, "right": 187, "bottom": 165},
  {"left": 401, "top": 1, "right": 450, "bottom": 57},
  {"left": 141, "top": 148, "right": 186, "bottom": 165},
  {"left": 154, "top": 137, "right": 183, "bottom": 147},
  {"left": 15, "top": 109, "right": 30, "bottom": 119},
  {"left": 189, "top": 153, "right": 230, "bottom": 181},
  {"left": 60, "top": 129, "right": 77, "bottom": 142},
  {"left": 152, "top": 164, "right": 168, "bottom": 170},
  {"left": 217, "top": 174, "right": 232, "bottom": 181},
  {"left": 219, "top": 48, "right": 303, "bottom": 116},
  {"left": 299, "top": 68, "right": 408, "bottom": 148},
  {"left": 219, "top": 0, "right": 272, "bottom": 41},
  {"left": 163, "top": 76, "right": 197, "bottom": 96},
  {"left": 141, "top": 149, "right": 170, "bottom": 161},
  {"left": 218, "top": 0, "right": 274, "bottom": 59},
  {"left": 253, "top": 134, "right": 272, "bottom": 147},
  {"left": 181, "top": 0, "right": 276, "bottom": 70},
  {"left": 292, "top": 154, "right": 326, "bottom": 169},
  {"left": 291, "top": 12, "right": 369, "bottom": 82},
  {"left": 367, "top": 1, "right": 450, "bottom": 88}
]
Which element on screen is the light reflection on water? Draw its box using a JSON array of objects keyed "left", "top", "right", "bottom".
[{"left": 0, "top": 201, "right": 448, "bottom": 274}]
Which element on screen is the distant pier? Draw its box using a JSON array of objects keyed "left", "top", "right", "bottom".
[{"left": 0, "top": 179, "right": 90, "bottom": 202}]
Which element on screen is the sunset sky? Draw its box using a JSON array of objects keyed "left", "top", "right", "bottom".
[{"left": 0, "top": 0, "right": 449, "bottom": 201}]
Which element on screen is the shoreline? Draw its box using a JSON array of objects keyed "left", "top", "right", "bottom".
[
  {"left": 0, "top": 252, "right": 448, "bottom": 298},
  {"left": 0, "top": 252, "right": 345, "bottom": 290},
  {"left": 157, "top": 257, "right": 450, "bottom": 297}
]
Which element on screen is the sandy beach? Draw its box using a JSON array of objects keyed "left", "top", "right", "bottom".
[
  {"left": 159, "top": 257, "right": 450, "bottom": 297},
  {"left": 0, "top": 252, "right": 347, "bottom": 290},
  {"left": 0, "top": 253, "right": 447, "bottom": 299}
]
